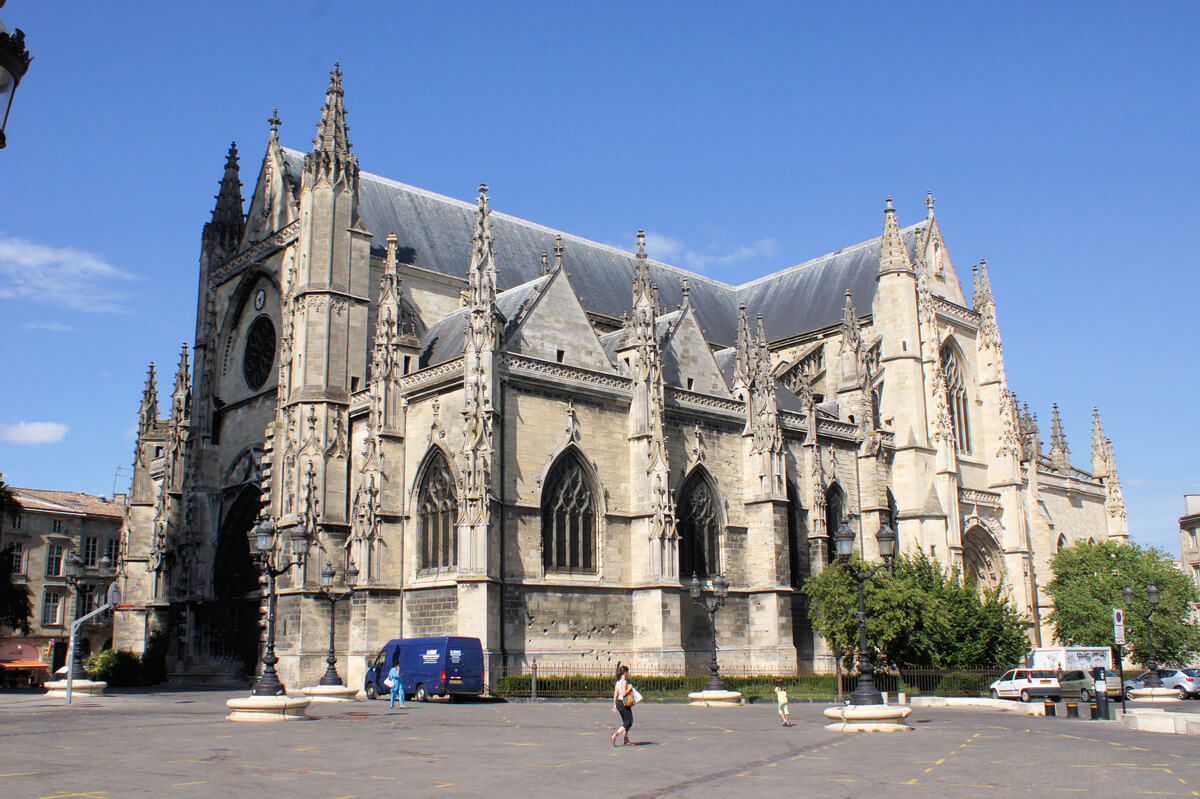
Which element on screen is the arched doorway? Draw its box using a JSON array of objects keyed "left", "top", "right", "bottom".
[
  {"left": 962, "top": 524, "right": 1004, "bottom": 590},
  {"left": 202, "top": 485, "right": 263, "bottom": 676}
]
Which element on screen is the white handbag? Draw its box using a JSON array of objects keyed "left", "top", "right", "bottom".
[{"left": 631, "top": 687, "right": 644, "bottom": 705}]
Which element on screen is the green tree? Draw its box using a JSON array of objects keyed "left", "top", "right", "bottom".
[
  {"left": 0, "top": 544, "right": 33, "bottom": 634},
  {"left": 804, "top": 550, "right": 1030, "bottom": 670},
  {"left": 0, "top": 481, "right": 32, "bottom": 635},
  {"left": 1046, "top": 539, "right": 1200, "bottom": 668}
]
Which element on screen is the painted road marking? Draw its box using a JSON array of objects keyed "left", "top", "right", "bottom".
[
  {"left": 170, "top": 781, "right": 208, "bottom": 787},
  {"left": 0, "top": 772, "right": 40, "bottom": 778}
]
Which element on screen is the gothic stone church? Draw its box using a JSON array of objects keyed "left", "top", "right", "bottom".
[{"left": 114, "top": 68, "right": 1131, "bottom": 689}]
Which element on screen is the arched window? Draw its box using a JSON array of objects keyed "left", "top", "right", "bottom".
[
  {"left": 418, "top": 450, "right": 457, "bottom": 570},
  {"left": 825, "top": 479, "right": 844, "bottom": 559},
  {"left": 886, "top": 490, "right": 899, "bottom": 553},
  {"left": 786, "top": 480, "right": 804, "bottom": 589},
  {"left": 541, "top": 451, "right": 597, "bottom": 573},
  {"left": 941, "top": 344, "right": 971, "bottom": 454},
  {"left": 678, "top": 471, "right": 722, "bottom": 578},
  {"left": 1057, "top": 534, "right": 1067, "bottom": 553}
]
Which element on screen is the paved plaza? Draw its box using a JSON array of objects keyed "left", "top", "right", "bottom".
[{"left": 2, "top": 691, "right": 1200, "bottom": 798}]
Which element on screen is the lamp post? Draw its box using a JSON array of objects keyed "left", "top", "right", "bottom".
[
  {"left": 251, "top": 513, "right": 302, "bottom": 697},
  {"left": 0, "top": 2, "right": 33, "bottom": 150},
  {"left": 317, "top": 561, "right": 357, "bottom": 686},
  {"left": 63, "top": 551, "right": 112, "bottom": 680},
  {"left": 1124, "top": 583, "right": 1162, "bottom": 688},
  {"left": 834, "top": 519, "right": 896, "bottom": 705},
  {"left": 688, "top": 572, "right": 729, "bottom": 691}
]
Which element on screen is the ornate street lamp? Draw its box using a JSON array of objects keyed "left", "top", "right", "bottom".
[
  {"left": 835, "top": 519, "right": 896, "bottom": 705},
  {"left": 317, "top": 561, "right": 357, "bottom": 686},
  {"left": 251, "top": 513, "right": 303, "bottom": 697},
  {"left": 689, "top": 572, "right": 730, "bottom": 691},
  {"left": 1124, "top": 583, "right": 1162, "bottom": 688},
  {"left": 0, "top": 3, "right": 33, "bottom": 150}
]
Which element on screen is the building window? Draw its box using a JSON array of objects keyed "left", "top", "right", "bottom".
[
  {"left": 12, "top": 515, "right": 22, "bottom": 530},
  {"left": 104, "top": 538, "right": 119, "bottom": 566},
  {"left": 45, "top": 544, "right": 64, "bottom": 577},
  {"left": 541, "top": 451, "right": 596, "bottom": 574},
  {"left": 82, "top": 537, "right": 98, "bottom": 567},
  {"left": 77, "top": 584, "right": 97, "bottom": 617},
  {"left": 243, "top": 315, "right": 277, "bottom": 391},
  {"left": 941, "top": 344, "right": 971, "bottom": 454},
  {"left": 52, "top": 519, "right": 63, "bottom": 533},
  {"left": 677, "top": 470, "right": 722, "bottom": 578},
  {"left": 7, "top": 542, "right": 24, "bottom": 574},
  {"left": 417, "top": 450, "right": 457, "bottom": 571},
  {"left": 42, "top": 591, "right": 62, "bottom": 626}
]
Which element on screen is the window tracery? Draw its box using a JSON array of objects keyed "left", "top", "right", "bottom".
[
  {"left": 541, "top": 451, "right": 596, "bottom": 573},
  {"left": 941, "top": 344, "right": 971, "bottom": 454},
  {"left": 678, "top": 471, "right": 722, "bottom": 578},
  {"left": 418, "top": 451, "right": 457, "bottom": 571}
]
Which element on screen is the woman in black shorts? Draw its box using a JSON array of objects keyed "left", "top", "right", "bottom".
[{"left": 610, "top": 662, "right": 634, "bottom": 746}]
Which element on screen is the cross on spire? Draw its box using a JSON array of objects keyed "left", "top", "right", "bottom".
[
  {"left": 925, "top": 190, "right": 936, "bottom": 217},
  {"left": 268, "top": 108, "right": 282, "bottom": 138},
  {"left": 553, "top": 233, "right": 564, "bottom": 271}
]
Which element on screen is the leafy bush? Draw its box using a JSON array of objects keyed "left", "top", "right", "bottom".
[
  {"left": 935, "top": 671, "right": 989, "bottom": 696},
  {"left": 495, "top": 673, "right": 839, "bottom": 700},
  {"left": 84, "top": 648, "right": 144, "bottom": 686}
]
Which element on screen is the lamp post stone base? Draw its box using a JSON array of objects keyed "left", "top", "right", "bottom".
[
  {"left": 687, "top": 689, "right": 744, "bottom": 707},
  {"left": 299, "top": 685, "right": 358, "bottom": 703},
  {"left": 44, "top": 679, "right": 107, "bottom": 698},
  {"left": 823, "top": 703, "right": 913, "bottom": 733},
  {"left": 225, "top": 695, "right": 311, "bottom": 722}
]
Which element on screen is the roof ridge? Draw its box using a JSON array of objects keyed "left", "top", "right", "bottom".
[{"left": 734, "top": 222, "right": 924, "bottom": 292}]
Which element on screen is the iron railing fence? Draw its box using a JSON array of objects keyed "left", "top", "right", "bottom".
[{"left": 495, "top": 663, "right": 1007, "bottom": 701}]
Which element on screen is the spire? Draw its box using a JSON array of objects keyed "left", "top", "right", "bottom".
[
  {"left": 305, "top": 63, "right": 357, "bottom": 184},
  {"left": 138, "top": 363, "right": 158, "bottom": 436},
  {"left": 924, "top": 190, "right": 936, "bottom": 219},
  {"left": 268, "top": 108, "right": 282, "bottom": 143},
  {"left": 632, "top": 229, "right": 657, "bottom": 310},
  {"left": 839, "top": 290, "right": 860, "bottom": 354},
  {"left": 878, "top": 196, "right": 913, "bottom": 276},
  {"left": 171, "top": 344, "right": 190, "bottom": 421},
  {"left": 972, "top": 259, "right": 1002, "bottom": 351},
  {"left": 1091, "top": 407, "right": 1109, "bottom": 477},
  {"left": 1049, "top": 403, "right": 1070, "bottom": 471},
  {"left": 553, "top": 234, "right": 564, "bottom": 272},
  {"left": 373, "top": 234, "right": 402, "bottom": 375},
  {"left": 734, "top": 304, "right": 752, "bottom": 398},
  {"left": 467, "top": 184, "right": 497, "bottom": 310},
  {"left": 540, "top": 251, "right": 550, "bottom": 276},
  {"left": 205, "top": 142, "right": 245, "bottom": 258},
  {"left": 680, "top": 277, "right": 690, "bottom": 307},
  {"left": 1104, "top": 438, "right": 1127, "bottom": 521}
]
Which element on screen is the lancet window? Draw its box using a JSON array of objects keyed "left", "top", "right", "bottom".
[
  {"left": 678, "top": 471, "right": 722, "bottom": 578},
  {"left": 825, "top": 483, "right": 845, "bottom": 565},
  {"left": 541, "top": 451, "right": 597, "bottom": 573},
  {"left": 941, "top": 344, "right": 972, "bottom": 454},
  {"left": 418, "top": 451, "right": 457, "bottom": 571}
]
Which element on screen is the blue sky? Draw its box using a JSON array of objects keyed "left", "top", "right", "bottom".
[{"left": 0, "top": 1, "right": 1196, "bottom": 554}]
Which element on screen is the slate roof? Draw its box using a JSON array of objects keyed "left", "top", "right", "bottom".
[
  {"left": 419, "top": 275, "right": 550, "bottom": 368},
  {"left": 280, "top": 149, "right": 924, "bottom": 347}
]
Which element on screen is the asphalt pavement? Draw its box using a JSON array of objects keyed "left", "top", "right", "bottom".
[{"left": 2, "top": 690, "right": 1199, "bottom": 798}]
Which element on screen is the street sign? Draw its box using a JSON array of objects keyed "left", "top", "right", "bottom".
[{"left": 1113, "top": 607, "right": 1125, "bottom": 646}]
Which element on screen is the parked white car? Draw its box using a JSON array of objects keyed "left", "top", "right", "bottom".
[{"left": 989, "top": 668, "right": 1061, "bottom": 702}]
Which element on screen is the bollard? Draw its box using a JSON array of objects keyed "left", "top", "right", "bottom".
[
  {"left": 1089, "top": 702, "right": 1099, "bottom": 720},
  {"left": 1044, "top": 701, "right": 1056, "bottom": 717},
  {"left": 531, "top": 660, "right": 538, "bottom": 701},
  {"left": 1065, "top": 702, "right": 1079, "bottom": 718}
]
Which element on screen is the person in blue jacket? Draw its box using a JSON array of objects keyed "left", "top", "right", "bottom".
[{"left": 387, "top": 660, "right": 405, "bottom": 709}]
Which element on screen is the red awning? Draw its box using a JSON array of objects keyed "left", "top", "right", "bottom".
[{"left": 0, "top": 660, "right": 50, "bottom": 670}]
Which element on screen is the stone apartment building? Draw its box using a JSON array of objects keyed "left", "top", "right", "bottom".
[
  {"left": 1, "top": 484, "right": 124, "bottom": 674},
  {"left": 115, "top": 67, "right": 1132, "bottom": 690}
]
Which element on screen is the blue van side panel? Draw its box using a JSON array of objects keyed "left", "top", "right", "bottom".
[{"left": 363, "top": 637, "right": 484, "bottom": 697}]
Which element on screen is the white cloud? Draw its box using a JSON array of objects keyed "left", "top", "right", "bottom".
[
  {"left": 0, "top": 237, "right": 133, "bottom": 313},
  {"left": 639, "top": 231, "right": 778, "bottom": 274},
  {"left": 0, "top": 421, "right": 69, "bottom": 445},
  {"left": 23, "top": 321, "right": 73, "bottom": 332}
]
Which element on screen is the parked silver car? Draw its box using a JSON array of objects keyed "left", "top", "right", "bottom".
[{"left": 1123, "top": 668, "right": 1200, "bottom": 700}]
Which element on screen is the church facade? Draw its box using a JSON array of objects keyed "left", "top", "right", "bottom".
[{"left": 114, "top": 68, "right": 1131, "bottom": 689}]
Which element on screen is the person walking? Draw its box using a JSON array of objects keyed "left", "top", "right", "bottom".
[
  {"left": 775, "top": 679, "right": 792, "bottom": 726},
  {"left": 387, "top": 660, "right": 405, "bottom": 710},
  {"left": 610, "top": 662, "right": 635, "bottom": 746}
]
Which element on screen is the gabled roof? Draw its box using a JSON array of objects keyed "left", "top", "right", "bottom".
[
  {"left": 277, "top": 148, "right": 928, "bottom": 346},
  {"left": 418, "top": 275, "right": 550, "bottom": 368}
]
